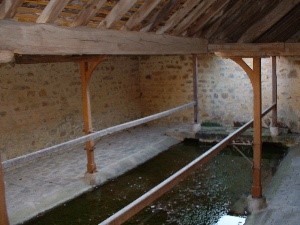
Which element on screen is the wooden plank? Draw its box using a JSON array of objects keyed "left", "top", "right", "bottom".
[
  {"left": 145, "top": 0, "right": 181, "bottom": 32},
  {"left": 187, "top": 0, "right": 229, "bottom": 37},
  {"left": 271, "top": 56, "right": 277, "bottom": 127},
  {"left": 0, "top": 20, "right": 208, "bottom": 55},
  {"left": 172, "top": 0, "right": 216, "bottom": 36},
  {"left": 210, "top": 43, "right": 300, "bottom": 57},
  {"left": 98, "top": 104, "right": 275, "bottom": 225},
  {"left": 3, "top": 102, "right": 195, "bottom": 170},
  {"left": 156, "top": 0, "right": 199, "bottom": 34},
  {"left": 238, "top": 0, "right": 300, "bottom": 43},
  {"left": 0, "top": 50, "right": 14, "bottom": 63},
  {"left": 122, "top": 0, "right": 161, "bottom": 31},
  {"left": 71, "top": 0, "right": 107, "bottom": 27},
  {"left": 36, "top": 0, "right": 70, "bottom": 23},
  {"left": 14, "top": 54, "right": 106, "bottom": 64},
  {"left": 0, "top": 156, "right": 9, "bottom": 225},
  {"left": 0, "top": 0, "right": 23, "bottom": 19},
  {"left": 98, "top": 0, "right": 138, "bottom": 28}
]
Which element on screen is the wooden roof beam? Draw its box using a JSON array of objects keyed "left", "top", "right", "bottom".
[
  {"left": 187, "top": 0, "right": 230, "bottom": 37},
  {"left": 0, "top": 0, "right": 23, "bottom": 19},
  {"left": 209, "top": 43, "right": 300, "bottom": 57},
  {"left": 145, "top": 0, "right": 181, "bottom": 32},
  {"left": 156, "top": 0, "right": 199, "bottom": 35},
  {"left": 172, "top": 0, "right": 216, "bottom": 36},
  {"left": 0, "top": 20, "right": 208, "bottom": 55},
  {"left": 122, "top": 0, "right": 161, "bottom": 31},
  {"left": 98, "top": 0, "right": 138, "bottom": 29},
  {"left": 238, "top": 0, "right": 300, "bottom": 43},
  {"left": 36, "top": 0, "right": 70, "bottom": 24},
  {"left": 71, "top": 0, "right": 107, "bottom": 27}
]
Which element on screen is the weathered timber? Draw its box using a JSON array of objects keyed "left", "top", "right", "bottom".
[
  {"left": 3, "top": 102, "right": 195, "bottom": 170},
  {"left": 210, "top": 43, "right": 300, "bottom": 57},
  {"left": 123, "top": 0, "right": 161, "bottom": 30},
  {"left": 156, "top": 0, "right": 199, "bottom": 34},
  {"left": 98, "top": 0, "right": 138, "bottom": 28},
  {"left": 0, "top": 50, "right": 14, "bottom": 63},
  {"left": 172, "top": 0, "right": 216, "bottom": 36},
  {"left": 0, "top": 20, "right": 208, "bottom": 55},
  {"left": 192, "top": 54, "right": 200, "bottom": 123},
  {"left": 36, "top": 0, "right": 70, "bottom": 24},
  {"left": 271, "top": 56, "right": 277, "bottom": 127},
  {"left": 71, "top": 0, "right": 107, "bottom": 27},
  {"left": 238, "top": 0, "right": 300, "bottom": 43},
  {"left": 187, "top": 0, "right": 229, "bottom": 37},
  {"left": 14, "top": 54, "right": 106, "bottom": 64},
  {"left": 0, "top": 0, "right": 23, "bottom": 19},
  {"left": 98, "top": 104, "right": 275, "bottom": 225}
]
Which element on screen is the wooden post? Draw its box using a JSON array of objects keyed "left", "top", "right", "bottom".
[
  {"left": 0, "top": 155, "right": 9, "bottom": 225},
  {"left": 79, "top": 58, "right": 105, "bottom": 174},
  {"left": 192, "top": 54, "right": 200, "bottom": 124},
  {"left": 252, "top": 57, "right": 262, "bottom": 198},
  {"left": 271, "top": 56, "right": 277, "bottom": 127},
  {"left": 230, "top": 57, "right": 263, "bottom": 198}
]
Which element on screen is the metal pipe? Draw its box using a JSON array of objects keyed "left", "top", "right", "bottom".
[
  {"left": 3, "top": 102, "right": 195, "bottom": 169},
  {"left": 99, "top": 104, "right": 275, "bottom": 225}
]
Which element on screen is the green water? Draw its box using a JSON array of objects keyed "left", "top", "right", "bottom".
[{"left": 24, "top": 141, "right": 287, "bottom": 225}]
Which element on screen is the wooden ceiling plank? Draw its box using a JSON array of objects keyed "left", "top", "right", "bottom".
[
  {"left": 238, "top": 0, "right": 300, "bottom": 43},
  {"left": 0, "top": 0, "right": 23, "bottom": 19},
  {"left": 71, "top": 0, "right": 107, "bottom": 27},
  {"left": 202, "top": 0, "right": 244, "bottom": 40},
  {"left": 0, "top": 20, "right": 208, "bottom": 55},
  {"left": 36, "top": 0, "right": 70, "bottom": 23},
  {"left": 172, "top": 0, "right": 217, "bottom": 36},
  {"left": 145, "top": 0, "right": 181, "bottom": 32},
  {"left": 122, "top": 0, "right": 161, "bottom": 31},
  {"left": 98, "top": 0, "right": 138, "bottom": 29},
  {"left": 156, "top": 0, "right": 199, "bottom": 35},
  {"left": 188, "top": 0, "right": 230, "bottom": 37}
]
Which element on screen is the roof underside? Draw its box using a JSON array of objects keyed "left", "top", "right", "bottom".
[{"left": 1, "top": 0, "right": 299, "bottom": 44}]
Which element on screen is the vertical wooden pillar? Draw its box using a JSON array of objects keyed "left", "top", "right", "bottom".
[
  {"left": 192, "top": 54, "right": 200, "bottom": 124},
  {"left": 230, "top": 57, "right": 263, "bottom": 198},
  {"left": 252, "top": 57, "right": 262, "bottom": 198},
  {"left": 271, "top": 56, "right": 277, "bottom": 127},
  {"left": 0, "top": 155, "right": 9, "bottom": 225},
  {"left": 79, "top": 58, "right": 104, "bottom": 174}
]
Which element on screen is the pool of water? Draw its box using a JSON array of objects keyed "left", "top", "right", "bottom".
[{"left": 24, "top": 141, "right": 287, "bottom": 225}]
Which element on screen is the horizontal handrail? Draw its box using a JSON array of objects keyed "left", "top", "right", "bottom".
[
  {"left": 3, "top": 102, "right": 195, "bottom": 169},
  {"left": 99, "top": 103, "right": 276, "bottom": 225}
]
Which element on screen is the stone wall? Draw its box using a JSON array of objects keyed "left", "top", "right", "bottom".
[
  {"left": 0, "top": 57, "right": 141, "bottom": 160},
  {"left": 139, "top": 55, "right": 300, "bottom": 132}
]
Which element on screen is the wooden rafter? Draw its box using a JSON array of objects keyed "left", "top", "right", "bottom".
[
  {"left": 171, "top": 0, "right": 216, "bottom": 36},
  {"left": 0, "top": 0, "right": 23, "bottom": 19},
  {"left": 238, "top": 0, "right": 300, "bottom": 43},
  {"left": 36, "top": 0, "right": 70, "bottom": 23},
  {"left": 71, "top": 0, "right": 107, "bottom": 27},
  {"left": 202, "top": 0, "right": 244, "bottom": 40},
  {"left": 0, "top": 20, "right": 208, "bottom": 55},
  {"left": 122, "top": 0, "right": 161, "bottom": 31},
  {"left": 144, "top": 0, "right": 181, "bottom": 32},
  {"left": 156, "top": 0, "right": 199, "bottom": 35},
  {"left": 98, "top": 0, "right": 138, "bottom": 29},
  {"left": 187, "top": 0, "right": 230, "bottom": 37}
]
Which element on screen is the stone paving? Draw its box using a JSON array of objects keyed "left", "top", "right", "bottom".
[
  {"left": 3, "top": 124, "right": 182, "bottom": 225},
  {"left": 244, "top": 143, "right": 300, "bottom": 225}
]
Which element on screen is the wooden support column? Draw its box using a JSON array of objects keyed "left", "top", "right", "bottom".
[
  {"left": 192, "top": 54, "right": 200, "bottom": 124},
  {"left": 271, "top": 56, "right": 277, "bottom": 127},
  {"left": 230, "top": 57, "right": 263, "bottom": 198},
  {"left": 79, "top": 57, "right": 105, "bottom": 174},
  {"left": 0, "top": 155, "right": 9, "bottom": 225}
]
